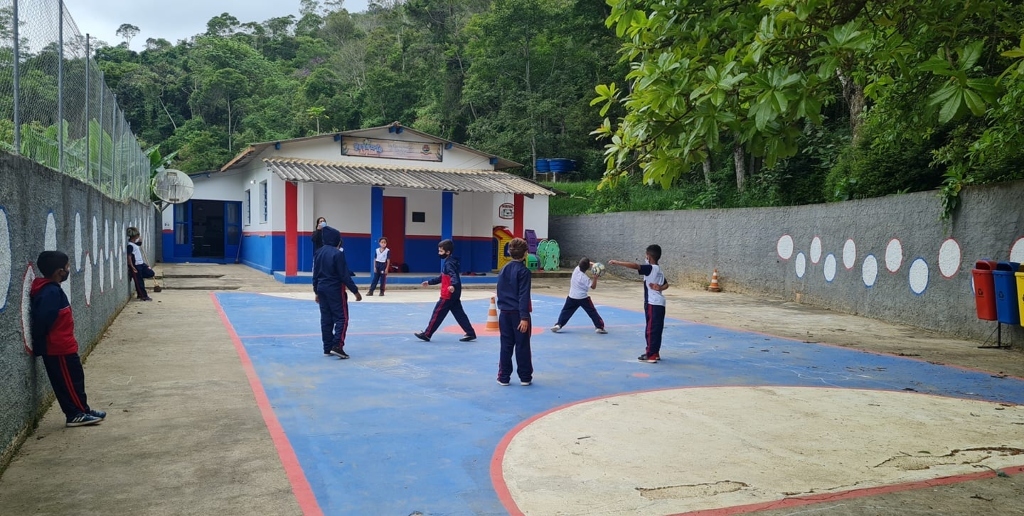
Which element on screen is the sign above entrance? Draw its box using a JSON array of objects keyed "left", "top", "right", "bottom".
[
  {"left": 498, "top": 202, "right": 515, "bottom": 220},
  {"left": 341, "top": 137, "right": 443, "bottom": 162}
]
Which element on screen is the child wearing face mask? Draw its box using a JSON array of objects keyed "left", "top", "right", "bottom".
[
  {"left": 126, "top": 226, "right": 155, "bottom": 301},
  {"left": 414, "top": 239, "right": 477, "bottom": 342},
  {"left": 608, "top": 244, "right": 669, "bottom": 363},
  {"left": 30, "top": 250, "right": 106, "bottom": 427},
  {"left": 312, "top": 216, "right": 327, "bottom": 255}
]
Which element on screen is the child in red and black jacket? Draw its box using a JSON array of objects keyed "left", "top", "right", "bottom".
[
  {"left": 30, "top": 250, "right": 106, "bottom": 427},
  {"left": 415, "top": 239, "right": 477, "bottom": 342}
]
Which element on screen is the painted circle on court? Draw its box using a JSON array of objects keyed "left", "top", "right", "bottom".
[
  {"left": 862, "top": 255, "right": 878, "bottom": 288},
  {"left": 810, "top": 237, "right": 822, "bottom": 264},
  {"left": 0, "top": 208, "right": 10, "bottom": 311},
  {"left": 1010, "top": 237, "right": 1024, "bottom": 264},
  {"left": 938, "top": 238, "right": 961, "bottom": 278},
  {"left": 909, "top": 258, "right": 929, "bottom": 295},
  {"left": 45, "top": 212, "right": 57, "bottom": 251},
  {"left": 885, "top": 239, "right": 903, "bottom": 273},
  {"left": 21, "top": 264, "right": 35, "bottom": 353},
  {"left": 777, "top": 235, "right": 794, "bottom": 260},
  {"left": 74, "top": 212, "right": 83, "bottom": 271},
  {"left": 84, "top": 253, "right": 92, "bottom": 306},
  {"left": 823, "top": 254, "right": 837, "bottom": 282},
  {"left": 795, "top": 252, "right": 807, "bottom": 278},
  {"left": 842, "top": 239, "right": 856, "bottom": 270}
]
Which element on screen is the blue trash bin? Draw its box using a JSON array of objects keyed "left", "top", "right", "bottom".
[{"left": 992, "top": 261, "right": 1021, "bottom": 325}]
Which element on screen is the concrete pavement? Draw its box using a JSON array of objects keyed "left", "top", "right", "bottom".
[{"left": 0, "top": 263, "right": 1021, "bottom": 515}]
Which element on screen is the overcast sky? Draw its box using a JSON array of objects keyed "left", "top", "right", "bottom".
[{"left": 64, "top": 0, "right": 370, "bottom": 49}]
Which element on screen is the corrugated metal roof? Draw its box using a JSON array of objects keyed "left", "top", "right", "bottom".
[{"left": 264, "top": 158, "right": 553, "bottom": 196}]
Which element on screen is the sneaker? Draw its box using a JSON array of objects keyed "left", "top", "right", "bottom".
[
  {"left": 414, "top": 332, "right": 430, "bottom": 342},
  {"left": 459, "top": 335, "right": 477, "bottom": 342},
  {"left": 367, "top": 292, "right": 374, "bottom": 296},
  {"left": 638, "top": 354, "right": 660, "bottom": 363},
  {"left": 497, "top": 379, "right": 510, "bottom": 386},
  {"left": 88, "top": 409, "right": 107, "bottom": 420},
  {"left": 520, "top": 380, "right": 532, "bottom": 386},
  {"left": 550, "top": 325, "right": 562, "bottom": 333},
  {"left": 329, "top": 347, "right": 350, "bottom": 359},
  {"left": 595, "top": 328, "right": 608, "bottom": 334},
  {"left": 379, "top": 293, "right": 384, "bottom": 297},
  {"left": 138, "top": 297, "right": 153, "bottom": 302},
  {"left": 66, "top": 413, "right": 102, "bottom": 427},
  {"left": 324, "top": 350, "right": 332, "bottom": 356}
]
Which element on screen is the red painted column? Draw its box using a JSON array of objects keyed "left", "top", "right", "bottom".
[
  {"left": 513, "top": 194, "right": 524, "bottom": 238},
  {"left": 285, "top": 181, "right": 298, "bottom": 276}
]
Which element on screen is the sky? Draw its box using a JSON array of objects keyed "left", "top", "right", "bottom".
[{"left": 63, "top": 0, "right": 370, "bottom": 49}]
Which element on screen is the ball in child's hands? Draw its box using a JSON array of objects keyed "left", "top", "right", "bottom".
[{"left": 588, "top": 262, "right": 606, "bottom": 278}]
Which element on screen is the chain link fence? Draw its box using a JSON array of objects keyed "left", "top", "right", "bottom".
[{"left": 0, "top": 0, "right": 150, "bottom": 203}]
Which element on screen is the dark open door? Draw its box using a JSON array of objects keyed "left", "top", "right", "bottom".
[
  {"left": 173, "top": 202, "right": 192, "bottom": 259},
  {"left": 383, "top": 196, "right": 406, "bottom": 266},
  {"left": 225, "top": 201, "right": 241, "bottom": 263}
]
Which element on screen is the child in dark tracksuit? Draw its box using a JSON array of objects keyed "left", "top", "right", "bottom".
[
  {"left": 313, "top": 226, "right": 362, "bottom": 358},
  {"left": 415, "top": 239, "right": 477, "bottom": 342},
  {"left": 496, "top": 237, "right": 533, "bottom": 386},
  {"left": 30, "top": 250, "right": 106, "bottom": 427}
]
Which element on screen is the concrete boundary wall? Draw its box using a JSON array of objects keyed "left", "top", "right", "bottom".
[
  {"left": 0, "top": 153, "right": 155, "bottom": 472},
  {"left": 551, "top": 180, "right": 1024, "bottom": 347}
]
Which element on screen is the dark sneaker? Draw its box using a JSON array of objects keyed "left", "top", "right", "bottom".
[
  {"left": 88, "top": 409, "right": 107, "bottom": 420},
  {"left": 66, "top": 413, "right": 102, "bottom": 427},
  {"left": 324, "top": 350, "right": 332, "bottom": 356},
  {"left": 459, "top": 335, "right": 476, "bottom": 342},
  {"left": 138, "top": 297, "right": 153, "bottom": 301},
  {"left": 367, "top": 292, "right": 374, "bottom": 296},
  {"left": 520, "top": 380, "right": 532, "bottom": 386},
  {"left": 638, "top": 354, "right": 660, "bottom": 363},
  {"left": 379, "top": 293, "right": 384, "bottom": 297},
  {"left": 329, "top": 347, "right": 349, "bottom": 359},
  {"left": 497, "top": 379, "right": 510, "bottom": 386},
  {"left": 414, "top": 332, "right": 430, "bottom": 342}
]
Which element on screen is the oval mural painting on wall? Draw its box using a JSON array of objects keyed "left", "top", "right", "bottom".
[
  {"left": 842, "top": 239, "right": 856, "bottom": 270},
  {"left": 863, "top": 255, "right": 878, "bottom": 288},
  {"left": 777, "top": 235, "right": 794, "bottom": 260},
  {"left": 824, "top": 254, "right": 837, "bottom": 283},
  {"left": 795, "top": 252, "right": 807, "bottom": 278},
  {"left": 938, "top": 238, "right": 961, "bottom": 279},
  {"left": 909, "top": 258, "right": 929, "bottom": 295},
  {"left": 810, "top": 236, "right": 822, "bottom": 264},
  {"left": 885, "top": 238, "right": 903, "bottom": 273},
  {"left": 0, "top": 208, "right": 11, "bottom": 311}
]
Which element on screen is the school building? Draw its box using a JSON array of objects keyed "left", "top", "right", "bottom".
[{"left": 160, "top": 123, "right": 554, "bottom": 282}]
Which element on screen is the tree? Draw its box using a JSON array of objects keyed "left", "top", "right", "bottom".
[{"left": 116, "top": 23, "right": 140, "bottom": 48}]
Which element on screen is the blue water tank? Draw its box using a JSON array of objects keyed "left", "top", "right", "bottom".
[
  {"left": 535, "top": 158, "right": 550, "bottom": 172},
  {"left": 549, "top": 158, "right": 575, "bottom": 173}
]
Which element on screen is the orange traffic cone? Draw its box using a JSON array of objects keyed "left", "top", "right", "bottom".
[
  {"left": 708, "top": 269, "right": 722, "bottom": 292},
  {"left": 485, "top": 296, "right": 499, "bottom": 331}
]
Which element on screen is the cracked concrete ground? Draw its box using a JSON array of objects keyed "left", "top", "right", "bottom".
[{"left": 0, "top": 263, "right": 1022, "bottom": 515}]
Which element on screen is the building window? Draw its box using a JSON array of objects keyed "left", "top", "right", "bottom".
[
  {"left": 244, "top": 189, "right": 251, "bottom": 226},
  {"left": 259, "top": 180, "right": 268, "bottom": 223},
  {"left": 412, "top": 211, "right": 426, "bottom": 223}
]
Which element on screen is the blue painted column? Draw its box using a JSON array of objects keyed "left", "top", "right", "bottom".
[
  {"left": 370, "top": 187, "right": 384, "bottom": 269},
  {"left": 441, "top": 191, "right": 453, "bottom": 241}
]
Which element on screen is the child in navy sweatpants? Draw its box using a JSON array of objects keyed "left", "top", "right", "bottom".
[
  {"left": 313, "top": 226, "right": 362, "bottom": 358},
  {"left": 496, "top": 238, "right": 533, "bottom": 386},
  {"left": 415, "top": 239, "right": 477, "bottom": 342},
  {"left": 30, "top": 250, "right": 106, "bottom": 427}
]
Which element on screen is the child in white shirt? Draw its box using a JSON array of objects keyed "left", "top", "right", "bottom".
[
  {"left": 551, "top": 258, "right": 607, "bottom": 334},
  {"left": 367, "top": 237, "right": 390, "bottom": 296}
]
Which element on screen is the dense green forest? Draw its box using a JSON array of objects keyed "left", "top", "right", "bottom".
[{"left": 82, "top": 0, "right": 1024, "bottom": 215}]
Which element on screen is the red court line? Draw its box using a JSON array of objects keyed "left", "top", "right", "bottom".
[
  {"left": 211, "top": 292, "right": 323, "bottom": 516},
  {"left": 491, "top": 386, "right": 1024, "bottom": 516}
]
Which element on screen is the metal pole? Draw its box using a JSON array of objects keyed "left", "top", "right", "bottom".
[
  {"left": 12, "top": 0, "right": 20, "bottom": 154},
  {"left": 58, "top": 0, "right": 65, "bottom": 172},
  {"left": 110, "top": 97, "right": 116, "bottom": 195},
  {"left": 97, "top": 72, "right": 103, "bottom": 186},
  {"left": 85, "top": 34, "right": 90, "bottom": 184}
]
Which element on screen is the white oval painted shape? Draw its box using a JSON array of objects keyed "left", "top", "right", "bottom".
[
  {"left": 824, "top": 254, "right": 837, "bottom": 282},
  {"left": 99, "top": 252, "right": 105, "bottom": 293},
  {"left": 45, "top": 212, "right": 57, "bottom": 251},
  {"left": 108, "top": 250, "right": 114, "bottom": 290},
  {"left": 777, "top": 235, "right": 794, "bottom": 260},
  {"left": 92, "top": 216, "right": 98, "bottom": 259},
  {"left": 810, "top": 237, "right": 822, "bottom": 264},
  {"left": 74, "top": 212, "right": 83, "bottom": 271},
  {"left": 938, "top": 239, "right": 961, "bottom": 279},
  {"left": 842, "top": 239, "right": 856, "bottom": 270},
  {"left": 795, "top": 252, "right": 807, "bottom": 279},
  {"left": 0, "top": 208, "right": 10, "bottom": 311},
  {"left": 1010, "top": 237, "right": 1024, "bottom": 264},
  {"left": 909, "top": 258, "right": 929, "bottom": 295},
  {"left": 104, "top": 219, "right": 110, "bottom": 261},
  {"left": 885, "top": 239, "right": 903, "bottom": 273},
  {"left": 84, "top": 253, "right": 93, "bottom": 306},
  {"left": 21, "top": 264, "right": 36, "bottom": 352},
  {"left": 863, "top": 255, "right": 878, "bottom": 288}
]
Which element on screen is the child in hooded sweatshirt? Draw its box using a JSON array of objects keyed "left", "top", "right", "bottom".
[
  {"left": 313, "top": 225, "right": 362, "bottom": 358},
  {"left": 30, "top": 250, "right": 106, "bottom": 427},
  {"left": 414, "top": 239, "right": 477, "bottom": 342}
]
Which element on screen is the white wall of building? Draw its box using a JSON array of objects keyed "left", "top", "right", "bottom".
[
  {"left": 161, "top": 171, "right": 243, "bottom": 232},
  {"left": 490, "top": 193, "right": 550, "bottom": 239},
  {"left": 403, "top": 188, "right": 442, "bottom": 237},
  {"left": 313, "top": 183, "right": 372, "bottom": 234},
  {"left": 262, "top": 132, "right": 495, "bottom": 171}
]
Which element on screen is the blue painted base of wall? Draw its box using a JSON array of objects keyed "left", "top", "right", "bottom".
[{"left": 272, "top": 271, "right": 498, "bottom": 285}]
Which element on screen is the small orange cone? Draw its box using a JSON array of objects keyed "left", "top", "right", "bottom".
[
  {"left": 708, "top": 269, "right": 721, "bottom": 292},
  {"left": 485, "top": 296, "right": 499, "bottom": 331}
]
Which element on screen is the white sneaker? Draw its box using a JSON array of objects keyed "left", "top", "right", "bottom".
[
  {"left": 595, "top": 328, "right": 608, "bottom": 334},
  {"left": 520, "top": 381, "right": 531, "bottom": 386},
  {"left": 550, "top": 325, "right": 562, "bottom": 333}
]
